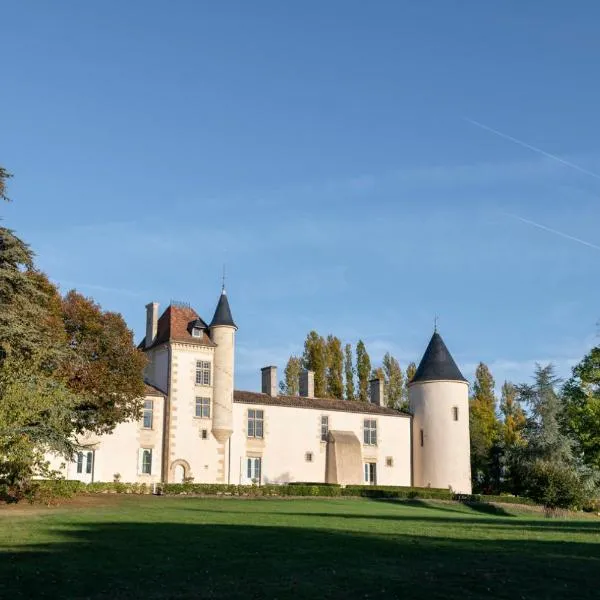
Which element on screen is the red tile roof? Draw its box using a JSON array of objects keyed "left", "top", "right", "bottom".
[
  {"left": 233, "top": 390, "right": 410, "bottom": 417},
  {"left": 142, "top": 305, "right": 216, "bottom": 350}
]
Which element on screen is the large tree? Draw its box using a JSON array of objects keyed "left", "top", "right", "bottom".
[
  {"left": 0, "top": 167, "right": 11, "bottom": 202},
  {"left": 383, "top": 353, "right": 404, "bottom": 409},
  {"left": 344, "top": 343, "right": 355, "bottom": 401},
  {"left": 279, "top": 355, "right": 302, "bottom": 396},
  {"left": 325, "top": 335, "right": 344, "bottom": 399},
  {"left": 355, "top": 340, "right": 371, "bottom": 402},
  {"left": 500, "top": 381, "right": 526, "bottom": 448},
  {"left": 302, "top": 331, "right": 327, "bottom": 398},
  {"left": 562, "top": 347, "right": 600, "bottom": 470},
  {"left": 469, "top": 362, "right": 501, "bottom": 491}
]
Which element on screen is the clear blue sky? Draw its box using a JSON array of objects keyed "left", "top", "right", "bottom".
[{"left": 2, "top": 1, "right": 599, "bottom": 392}]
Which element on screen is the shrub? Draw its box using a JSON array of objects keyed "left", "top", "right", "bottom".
[{"left": 523, "top": 460, "right": 587, "bottom": 511}]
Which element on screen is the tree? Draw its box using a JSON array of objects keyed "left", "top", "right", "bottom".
[
  {"left": 302, "top": 331, "right": 327, "bottom": 398},
  {"left": 563, "top": 347, "right": 600, "bottom": 470},
  {"left": 383, "top": 353, "right": 404, "bottom": 409},
  {"left": 406, "top": 362, "right": 417, "bottom": 384},
  {"left": 469, "top": 362, "right": 501, "bottom": 491},
  {"left": 500, "top": 381, "right": 526, "bottom": 448},
  {"left": 60, "top": 291, "right": 147, "bottom": 434},
  {"left": 344, "top": 343, "right": 355, "bottom": 401},
  {"left": 355, "top": 340, "right": 371, "bottom": 402},
  {"left": 0, "top": 166, "right": 11, "bottom": 202},
  {"left": 279, "top": 355, "right": 302, "bottom": 396},
  {"left": 325, "top": 335, "right": 343, "bottom": 399}
]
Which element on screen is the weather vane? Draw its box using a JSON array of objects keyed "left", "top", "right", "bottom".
[
  {"left": 222, "top": 263, "right": 226, "bottom": 291},
  {"left": 434, "top": 315, "right": 439, "bottom": 333}
]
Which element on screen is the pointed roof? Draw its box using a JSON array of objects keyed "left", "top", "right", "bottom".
[
  {"left": 410, "top": 332, "right": 467, "bottom": 384},
  {"left": 209, "top": 289, "right": 237, "bottom": 328}
]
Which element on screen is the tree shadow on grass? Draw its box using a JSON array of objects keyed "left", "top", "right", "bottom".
[{"left": 1, "top": 521, "right": 599, "bottom": 600}]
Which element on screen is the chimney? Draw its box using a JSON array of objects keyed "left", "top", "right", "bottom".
[
  {"left": 145, "top": 302, "right": 159, "bottom": 348},
  {"left": 261, "top": 366, "right": 278, "bottom": 397},
  {"left": 299, "top": 370, "right": 315, "bottom": 398},
  {"left": 369, "top": 377, "right": 384, "bottom": 406}
]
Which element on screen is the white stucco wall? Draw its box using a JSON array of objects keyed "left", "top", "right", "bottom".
[
  {"left": 229, "top": 402, "right": 412, "bottom": 486},
  {"left": 409, "top": 380, "right": 472, "bottom": 493}
]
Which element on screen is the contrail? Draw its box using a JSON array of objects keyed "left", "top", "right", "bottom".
[
  {"left": 464, "top": 117, "right": 600, "bottom": 181},
  {"left": 504, "top": 212, "right": 600, "bottom": 252}
]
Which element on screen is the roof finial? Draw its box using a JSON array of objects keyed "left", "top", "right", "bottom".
[
  {"left": 434, "top": 315, "right": 439, "bottom": 333},
  {"left": 222, "top": 263, "right": 226, "bottom": 293}
]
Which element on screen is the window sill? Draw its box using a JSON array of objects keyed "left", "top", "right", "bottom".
[
  {"left": 194, "top": 383, "right": 212, "bottom": 388},
  {"left": 194, "top": 416, "right": 211, "bottom": 420}
]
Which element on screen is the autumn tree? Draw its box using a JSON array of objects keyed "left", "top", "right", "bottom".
[
  {"left": 279, "top": 355, "right": 302, "bottom": 396},
  {"left": 302, "top": 331, "right": 327, "bottom": 398},
  {"left": 325, "top": 335, "right": 344, "bottom": 399},
  {"left": 469, "top": 362, "right": 501, "bottom": 491},
  {"left": 356, "top": 340, "right": 371, "bottom": 402},
  {"left": 500, "top": 381, "right": 526, "bottom": 448},
  {"left": 404, "top": 361, "right": 417, "bottom": 408},
  {"left": 383, "top": 353, "right": 404, "bottom": 409},
  {"left": 344, "top": 343, "right": 355, "bottom": 401}
]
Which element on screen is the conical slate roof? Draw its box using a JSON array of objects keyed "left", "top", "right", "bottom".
[
  {"left": 411, "top": 332, "right": 467, "bottom": 384},
  {"left": 209, "top": 289, "right": 237, "bottom": 328}
]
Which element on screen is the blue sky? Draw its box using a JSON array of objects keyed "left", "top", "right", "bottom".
[{"left": 2, "top": 1, "right": 599, "bottom": 392}]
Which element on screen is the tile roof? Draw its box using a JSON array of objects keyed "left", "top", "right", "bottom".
[
  {"left": 144, "top": 382, "right": 166, "bottom": 396},
  {"left": 233, "top": 390, "right": 410, "bottom": 417},
  {"left": 410, "top": 332, "right": 467, "bottom": 384},
  {"left": 141, "top": 305, "right": 216, "bottom": 350}
]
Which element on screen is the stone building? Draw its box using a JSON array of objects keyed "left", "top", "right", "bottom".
[{"left": 47, "top": 288, "right": 472, "bottom": 493}]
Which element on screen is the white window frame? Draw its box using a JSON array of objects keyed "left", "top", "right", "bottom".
[
  {"left": 246, "top": 457, "right": 262, "bottom": 484},
  {"left": 195, "top": 397, "right": 211, "bottom": 418},
  {"left": 320, "top": 415, "right": 329, "bottom": 442},
  {"left": 142, "top": 399, "right": 153, "bottom": 429},
  {"left": 363, "top": 419, "right": 377, "bottom": 446},
  {"left": 76, "top": 452, "right": 84, "bottom": 474},
  {"left": 247, "top": 409, "right": 264, "bottom": 438},
  {"left": 139, "top": 448, "right": 152, "bottom": 475},
  {"left": 192, "top": 328, "right": 202, "bottom": 338},
  {"left": 195, "top": 361, "right": 211, "bottom": 386},
  {"left": 364, "top": 462, "right": 377, "bottom": 485}
]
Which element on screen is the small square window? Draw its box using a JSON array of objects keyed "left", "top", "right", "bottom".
[
  {"left": 386, "top": 457, "right": 393, "bottom": 467},
  {"left": 305, "top": 452, "right": 313, "bottom": 462},
  {"left": 201, "top": 429, "right": 208, "bottom": 440},
  {"left": 192, "top": 328, "right": 202, "bottom": 338}
]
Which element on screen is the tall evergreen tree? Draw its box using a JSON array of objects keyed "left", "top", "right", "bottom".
[
  {"left": 325, "top": 335, "right": 344, "bottom": 399},
  {"left": 403, "top": 361, "right": 417, "bottom": 409},
  {"left": 302, "top": 331, "right": 327, "bottom": 398},
  {"left": 469, "top": 362, "right": 501, "bottom": 491},
  {"left": 383, "top": 352, "right": 404, "bottom": 409},
  {"left": 279, "top": 355, "right": 302, "bottom": 396},
  {"left": 344, "top": 343, "right": 355, "bottom": 401},
  {"left": 355, "top": 340, "right": 371, "bottom": 402}
]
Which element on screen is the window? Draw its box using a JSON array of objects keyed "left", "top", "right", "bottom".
[
  {"left": 195, "top": 361, "right": 211, "bottom": 386},
  {"left": 386, "top": 456, "right": 393, "bottom": 467},
  {"left": 363, "top": 419, "right": 377, "bottom": 445},
  {"left": 140, "top": 449, "right": 152, "bottom": 475},
  {"left": 247, "top": 409, "right": 264, "bottom": 438},
  {"left": 86, "top": 452, "right": 93, "bottom": 474},
  {"left": 77, "top": 451, "right": 93, "bottom": 475},
  {"left": 321, "top": 415, "right": 329, "bottom": 442},
  {"left": 201, "top": 429, "right": 208, "bottom": 440},
  {"left": 364, "top": 462, "right": 377, "bottom": 485},
  {"left": 76, "top": 452, "right": 83, "bottom": 474},
  {"left": 192, "top": 328, "right": 202, "bottom": 338},
  {"left": 246, "top": 457, "right": 262, "bottom": 483},
  {"left": 420, "top": 429, "right": 424, "bottom": 447},
  {"left": 142, "top": 399, "right": 153, "bottom": 429},
  {"left": 305, "top": 452, "right": 313, "bottom": 462},
  {"left": 195, "top": 397, "right": 211, "bottom": 418},
  {"left": 452, "top": 406, "right": 459, "bottom": 421}
]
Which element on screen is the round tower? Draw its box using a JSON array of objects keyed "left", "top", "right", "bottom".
[
  {"left": 408, "top": 331, "right": 472, "bottom": 494},
  {"left": 209, "top": 287, "right": 237, "bottom": 444}
]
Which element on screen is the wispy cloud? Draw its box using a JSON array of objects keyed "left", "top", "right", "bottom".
[
  {"left": 504, "top": 212, "right": 600, "bottom": 252},
  {"left": 464, "top": 117, "right": 600, "bottom": 181}
]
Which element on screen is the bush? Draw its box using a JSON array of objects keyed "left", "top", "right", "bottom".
[
  {"left": 342, "top": 485, "right": 453, "bottom": 500},
  {"left": 523, "top": 460, "right": 587, "bottom": 511},
  {"left": 22, "top": 479, "right": 84, "bottom": 504}
]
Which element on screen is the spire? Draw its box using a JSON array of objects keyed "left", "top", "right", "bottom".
[
  {"left": 209, "top": 288, "right": 237, "bottom": 329},
  {"left": 411, "top": 331, "right": 467, "bottom": 384}
]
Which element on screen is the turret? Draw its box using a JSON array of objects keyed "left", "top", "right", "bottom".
[
  {"left": 209, "top": 288, "right": 237, "bottom": 443},
  {"left": 408, "top": 331, "right": 471, "bottom": 493}
]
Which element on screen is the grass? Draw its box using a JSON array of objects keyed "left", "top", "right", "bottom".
[{"left": 1, "top": 496, "right": 599, "bottom": 599}]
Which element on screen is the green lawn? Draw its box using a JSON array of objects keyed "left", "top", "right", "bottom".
[{"left": 1, "top": 496, "right": 599, "bottom": 599}]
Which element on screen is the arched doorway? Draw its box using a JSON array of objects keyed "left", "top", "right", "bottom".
[{"left": 170, "top": 459, "right": 191, "bottom": 483}]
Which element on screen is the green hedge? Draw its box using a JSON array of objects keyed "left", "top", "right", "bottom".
[{"left": 457, "top": 493, "right": 536, "bottom": 506}]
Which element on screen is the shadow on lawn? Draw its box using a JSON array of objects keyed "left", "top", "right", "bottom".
[{"left": 1, "top": 521, "right": 599, "bottom": 600}]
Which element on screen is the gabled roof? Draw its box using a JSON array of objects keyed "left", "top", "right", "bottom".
[
  {"left": 233, "top": 390, "right": 410, "bottom": 417},
  {"left": 209, "top": 290, "right": 236, "bottom": 328},
  {"left": 140, "top": 305, "right": 216, "bottom": 350},
  {"left": 410, "top": 332, "right": 467, "bottom": 384},
  {"left": 144, "top": 382, "right": 166, "bottom": 397}
]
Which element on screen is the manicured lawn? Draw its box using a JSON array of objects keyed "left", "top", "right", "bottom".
[{"left": 1, "top": 496, "right": 599, "bottom": 599}]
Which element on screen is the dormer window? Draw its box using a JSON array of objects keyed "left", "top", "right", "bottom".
[
  {"left": 188, "top": 318, "right": 206, "bottom": 339},
  {"left": 192, "top": 328, "right": 202, "bottom": 338}
]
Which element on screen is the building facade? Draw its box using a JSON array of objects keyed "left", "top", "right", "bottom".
[{"left": 47, "top": 290, "right": 472, "bottom": 493}]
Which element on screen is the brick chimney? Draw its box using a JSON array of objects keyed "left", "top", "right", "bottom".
[
  {"left": 299, "top": 370, "right": 315, "bottom": 398},
  {"left": 145, "top": 302, "right": 159, "bottom": 348},
  {"left": 261, "top": 366, "right": 278, "bottom": 397},
  {"left": 369, "top": 377, "right": 384, "bottom": 406}
]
